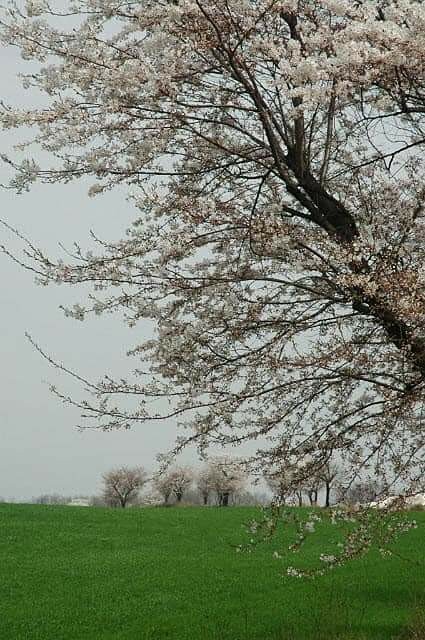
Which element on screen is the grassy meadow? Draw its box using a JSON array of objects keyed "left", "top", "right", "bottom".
[{"left": 0, "top": 504, "right": 424, "bottom": 640}]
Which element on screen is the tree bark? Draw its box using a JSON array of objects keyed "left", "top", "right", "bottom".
[
  {"left": 325, "top": 483, "right": 331, "bottom": 508},
  {"left": 221, "top": 492, "right": 229, "bottom": 507}
]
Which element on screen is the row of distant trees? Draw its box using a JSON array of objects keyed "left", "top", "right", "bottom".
[
  {"left": 264, "top": 462, "right": 390, "bottom": 509},
  {"left": 24, "top": 457, "right": 256, "bottom": 508},
  {"left": 265, "top": 461, "right": 340, "bottom": 508},
  {"left": 101, "top": 457, "right": 375, "bottom": 509},
  {"left": 24, "top": 459, "right": 386, "bottom": 510},
  {"left": 102, "top": 457, "right": 249, "bottom": 508}
]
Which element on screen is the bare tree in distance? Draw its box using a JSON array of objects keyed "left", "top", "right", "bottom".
[
  {"left": 294, "top": 489, "right": 303, "bottom": 509},
  {"left": 304, "top": 479, "right": 321, "bottom": 508},
  {"left": 102, "top": 466, "right": 147, "bottom": 509},
  {"left": 317, "top": 461, "right": 340, "bottom": 508},
  {"left": 3, "top": 1, "right": 425, "bottom": 561}
]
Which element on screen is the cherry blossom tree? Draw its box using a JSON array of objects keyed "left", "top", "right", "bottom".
[
  {"left": 196, "top": 466, "right": 214, "bottom": 506},
  {"left": 154, "top": 466, "right": 193, "bottom": 504},
  {"left": 265, "top": 463, "right": 300, "bottom": 505},
  {"left": 2, "top": 0, "right": 425, "bottom": 515},
  {"left": 102, "top": 466, "right": 148, "bottom": 508},
  {"left": 153, "top": 475, "right": 173, "bottom": 506},
  {"left": 205, "top": 457, "right": 246, "bottom": 506},
  {"left": 265, "top": 466, "right": 290, "bottom": 505}
]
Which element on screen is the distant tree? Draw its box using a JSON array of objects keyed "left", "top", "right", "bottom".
[
  {"left": 169, "top": 467, "right": 193, "bottom": 503},
  {"left": 154, "top": 466, "right": 193, "bottom": 504},
  {"left": 317, "top": 461, "right": 340, "bottom": 508},
  {"left": 265, "top": 465, "right": 291, "bottom": 505},
  {"left": 207, "top": 457, "right": 246, "bottom": 507},
  {"left": 102, "top": 466, "right": 147, "bottom": 508},
  {"left": 266, "top": 462, "right": 320, "bottom": 506},
  {"left": 294, "top": 489, "right": 304, "bottom": 508},
  {"left": 304, "top": 481, "right": 321, "bottom": 507},
  {"left": 196, "top": 467, "right": 214, "bottom": 506},
  {"left": 153, "top": 475, "right": 173, "bottom": 505}
]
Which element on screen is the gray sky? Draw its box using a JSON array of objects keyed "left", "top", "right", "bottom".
[{"left": 0, "top": 42, "right": 193, "bottom": 501}]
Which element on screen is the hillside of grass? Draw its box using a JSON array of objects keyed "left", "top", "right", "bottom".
[{"left": 0, "top": 504, "right": 424, "bottom": 640}]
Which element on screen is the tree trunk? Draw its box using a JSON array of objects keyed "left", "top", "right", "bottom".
[
  {"left": 285, "top": 144, "right": 425, "bottom": 375},
  {"left": 325, "top": 482, "right": 331, "bottom": 508},
  {"left": 221, "top": 492, "right": 229, "bottom": 507}
]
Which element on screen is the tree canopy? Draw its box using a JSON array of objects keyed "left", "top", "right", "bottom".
[
  {"left": 102, "top": 466, "right": 147, "bottom": 508},
  {"left": 2, "top": 0, "right": 425, "bottom": 498}
]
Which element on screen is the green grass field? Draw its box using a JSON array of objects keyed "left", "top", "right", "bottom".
[{"left": 0, "top": 504, "right": 424, "bottom": 640}]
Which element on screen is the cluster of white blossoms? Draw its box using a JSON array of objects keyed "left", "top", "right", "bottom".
[{"left": 242, "top": 502, "right": 417, "bottom": 578}]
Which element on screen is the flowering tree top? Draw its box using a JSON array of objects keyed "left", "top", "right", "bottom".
[{"left": 1, "top": 0, "right": 425, "bottom": 499}]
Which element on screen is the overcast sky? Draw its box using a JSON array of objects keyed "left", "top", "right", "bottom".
[{"left": 0, "top": 40, "right": 199, "bottom": 501}]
